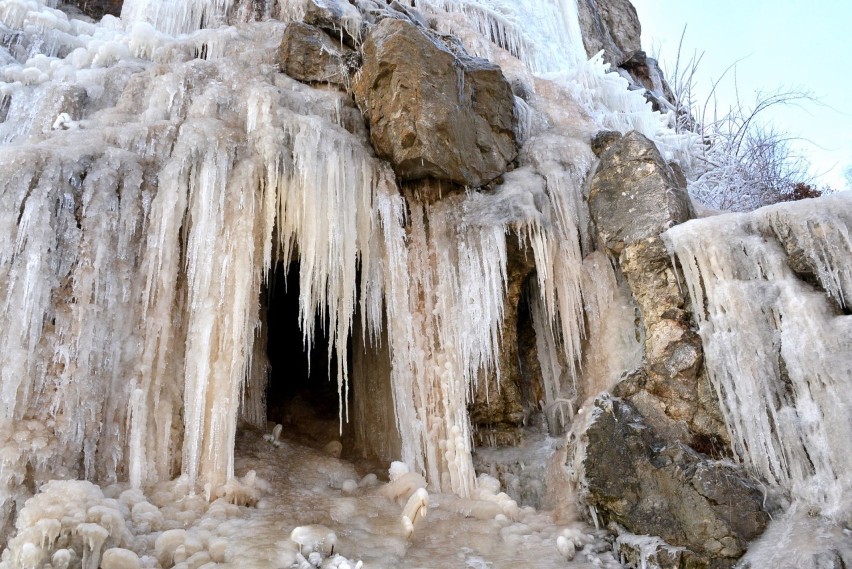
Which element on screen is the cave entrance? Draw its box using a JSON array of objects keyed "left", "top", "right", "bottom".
[
  {"left": 259, "top": 260, "right": 401, "bottom": 463},
  {"left": 264, "top": 261, "right": 345, "bottom": 448}
]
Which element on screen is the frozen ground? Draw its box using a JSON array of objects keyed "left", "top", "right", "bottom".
[{"left": 2, "top": 427, "right": 625, "bottom": 568}]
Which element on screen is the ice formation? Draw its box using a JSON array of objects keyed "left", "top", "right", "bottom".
[
  {"left": 0, "top": 0, "right": 850, "bottom": 566},
  {"left": 665, "top": 193, "right": 852, "bottom": 520}
]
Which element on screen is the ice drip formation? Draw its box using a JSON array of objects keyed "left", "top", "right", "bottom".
[{"left": 0, "top": 0, "right": 849, "bottom": 567}]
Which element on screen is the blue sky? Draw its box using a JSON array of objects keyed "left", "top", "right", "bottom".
[{"left": 630, "top": 0, "right": 852, "bottom": 190}]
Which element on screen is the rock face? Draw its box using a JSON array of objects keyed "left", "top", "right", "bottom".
[
  {"left": 353, "top": 18, "right": 517, "bottom": 187},
  {"left": 470, "top": 237, "right": 535, "bottom": 444},
  {"left": 576, "top": 0, "right": 641, "bottom": 66},
  {"left": 278, "top": 22, "right": 356, "bottom": 88},
  {"left": 576, "top": 0, "right": 679, "bottom": 114},
  {"left": 584, "top": 398, "right": 769, "bottom": 566},
  {"left": 589, "top": 130, "right": 692, "bottom": 255},
  {"left": 589, "top": 131, "right": 726, "bottom": 449}
]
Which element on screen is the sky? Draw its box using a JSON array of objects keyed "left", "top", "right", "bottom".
[{"left": 630, "top": 0, "right": 852, "bottom": 191}]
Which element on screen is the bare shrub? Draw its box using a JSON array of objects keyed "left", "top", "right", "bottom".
[{"left": 661, "top": 28, "right": 820, "bottom": 211}]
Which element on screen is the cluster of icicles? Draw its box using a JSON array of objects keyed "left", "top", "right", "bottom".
[
  {"left": 2, "top": 0, "right": 850, "bottom": 566},
  {"left": 0, "top": 0, "right": 667, "bottom": 535}
]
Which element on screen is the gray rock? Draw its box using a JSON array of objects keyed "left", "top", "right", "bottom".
[
  {"left": 576, "top": 1, "right": 680, "bottom": 114},
  {"left": 583, "top": 397, "right": 769, "bottom": 564},
  {"left": 304, "top": 0, "right": 365, "bottom": 47},
  {"left": 576, "top": 0, "right": 641, "bottom": 66},
  {"left": 278, "top": 22, "right": 356, "bottom": 88},
  {"left": 353, "top": 18, "right": 517, "bottom": 187},
  {"left": 589, "top": 130, "right": 693, "bottom": 255},
  {"left": 589, "top": 132, "right": 727, "bottom": 449}
]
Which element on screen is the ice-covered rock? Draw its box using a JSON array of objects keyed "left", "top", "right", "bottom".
[{"left": 278, "top": 22, "right": 357, "bottom": 88}]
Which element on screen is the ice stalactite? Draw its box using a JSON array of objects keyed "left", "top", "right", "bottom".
[
  {"left": 387, "top": 197, "right": 508, "bottom": 496},
  {"left": 240, "top": 303, "right": 269, "bottom": 430},
  {"left": 0, "top": 1, "right": 400, "bottom": 538},
  {"left": 120, "top": 0, "right": 310, "bottom": 37},
  {"left": 664, "top": 193, "right": 852, "bottom": 520}
]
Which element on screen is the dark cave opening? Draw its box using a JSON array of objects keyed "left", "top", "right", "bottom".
[{"left": 264, "top": 261, "right": 348, "bottom": 446}]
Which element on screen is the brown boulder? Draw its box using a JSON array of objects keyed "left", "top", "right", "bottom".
[
  {"left": 278, "top": 22, "right": 357, "bottom": 88},
  {"left": 353, "top": 18, "right": 517, "bottom": 187}
]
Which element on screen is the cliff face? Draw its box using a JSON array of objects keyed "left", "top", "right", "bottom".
[{"left": 1, "top": 1, "right": 850, "bottom": 568}]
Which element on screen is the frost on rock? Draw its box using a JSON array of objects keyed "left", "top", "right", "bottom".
[{"left": 664, "top": 193, "right": 852, "bottom": 520}]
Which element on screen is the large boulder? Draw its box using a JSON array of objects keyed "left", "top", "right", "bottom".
[
  {"left": 576, "top": 0, "right": 641, "bottom": 66},
  {"left": 353, "top": 18, "right": 517, "bottom": 187},
  {"left": 583, "top": 397, "right": 769, "bottom": 566},
  {"left": 589, "top": 130, "right": 692, "bottom": 255},
  {"left": 278, "top": 22, "right": 356, "bottom": 88}
]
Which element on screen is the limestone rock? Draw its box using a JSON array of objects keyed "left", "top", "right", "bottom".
[
  {"left": 353, "top": 18, "right": 517, "bottom": 187},
  {"left": 278, "top": 22, "right": 356, "bottom": 87},
  {"left": 589, "top": 131, "right": 693, "bottom": 255},
  {"left": 583, "top": 398, "right": 769, "bottom": 564},
  {"left": 576, "top": 0, "right": 641, "bottom": 66},
  {"left": 589, "top": 131, "right": 727, "bottom": 449}
]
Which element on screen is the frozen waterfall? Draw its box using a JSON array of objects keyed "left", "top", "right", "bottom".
[{"left": 0, "top": 0, "right": 850, "bottom": 566}]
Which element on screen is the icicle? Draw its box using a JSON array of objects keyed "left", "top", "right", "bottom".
[
  {"left": 127, "top": 389, "right": 148, "bottom": 489},
  {"left": 664, "top": 193, "right": 852, "bottom": 520}
]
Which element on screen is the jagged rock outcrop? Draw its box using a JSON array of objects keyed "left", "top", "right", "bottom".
[
  {"left": 576, "top": 0, "right": 641, "bottom": 67},
  {"left": 618, "top": 50, "right": 678, "bottom": 113},
  {"left": 353, "top": 18, "right": 517, "bottom": 186},
  {"left": 583, "top": 397, "right": 769, "bottom": 567},
  {"left": 576, "top": 0, "right": 678, "bottom": 113},
  {"left": 589, "top": 130, "right": 727, "bottom": 450},
  {"left": 278, "top": 22, "right": 356, "bottom": 87}
]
